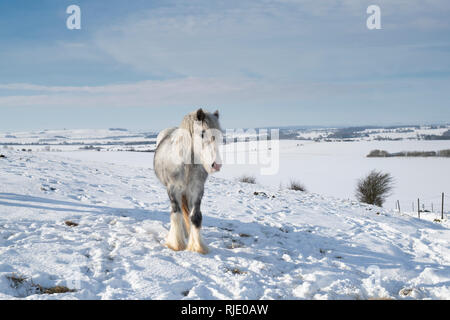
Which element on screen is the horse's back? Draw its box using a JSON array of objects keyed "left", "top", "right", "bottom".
[
  {"left": 154, "top": 127, "right": 179, "bottom": 187},
  {"left": 156, "top": 127, "right": 177, "bottom": 148}
]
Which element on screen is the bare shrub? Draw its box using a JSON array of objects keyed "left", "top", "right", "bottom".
[
  {"left": 289, "top": 180, "right": 307, "bottom": 192},
  {"left": 356, "top": 170, "right": 394, "bottom": 207},
  {"left": 6, "top": 274, "right": 27, "bottom": 289},
  {"left": 239, "top": 175, "right": 256, "bottom": 184}
]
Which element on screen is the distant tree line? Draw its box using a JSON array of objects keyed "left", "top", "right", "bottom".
[
  {"left": 422, "top": 130, "right": 450, "bottom": 140},
  {"left": 367, "top": 149, "right": 450, "bottom": 158}
]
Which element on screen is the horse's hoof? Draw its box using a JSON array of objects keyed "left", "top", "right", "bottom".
[
  {"left": 166, "top": 241, "right": 186, "bottom": 251},
  {"left": 186, "top": 242, "right": 209, "bottom": 255}
]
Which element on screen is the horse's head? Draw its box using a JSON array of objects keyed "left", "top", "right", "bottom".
[{"left": 188, "top": 108, "right": 223, "bottom": 174}]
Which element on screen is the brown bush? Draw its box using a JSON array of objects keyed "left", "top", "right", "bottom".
[
  {"left": 356, "top": 170, "right": 394, "bottom": 207},
  {"left": 239, "top": 175, "right": 256, "bottom": 184},
  {"left": 289, "top": 180, "right": 307, "bottom": 192}
]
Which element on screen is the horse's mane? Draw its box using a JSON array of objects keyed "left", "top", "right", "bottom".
[
  {"left": 180, "top": 109, "right": 221, "bottom": 137},
  {"left": 158, "top": 109, "right": 221, "bottom": 165}
]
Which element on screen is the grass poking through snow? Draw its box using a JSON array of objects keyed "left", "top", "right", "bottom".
[
  {"left": 64, "top": 221, "right": 79, "bottom": 227},
  {"left": 238, "top": 175, "right": 256, "bottom": 184},
  {"left": 6, "top": 273, "right": 76, "bottom": 297}
]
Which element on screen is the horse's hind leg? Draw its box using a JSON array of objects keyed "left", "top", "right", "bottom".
[
  {"left": 181, "top": 194, "right": 191, "bottom": 239},
  {"left": 166, "top": 189, "right": 186, "bottom": 251},
  {"left": 186, "top": 199, "right": 209, "bottom": 254}
]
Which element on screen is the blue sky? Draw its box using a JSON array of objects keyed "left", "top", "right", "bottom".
[{"left": 0, "top": 0, "right": 449, "bottom": 131}]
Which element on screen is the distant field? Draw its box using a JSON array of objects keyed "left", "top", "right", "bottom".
[
  {"left": 52, "top": 139, "right": 450, "bottom": 213},
  {"left": 215, "top": 140, "right": 450, "bottom": 212},
  {"left": 1, "top": 128, "right": 449, "bottom": 212}
]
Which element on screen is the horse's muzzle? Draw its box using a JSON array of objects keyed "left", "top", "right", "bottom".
[{"left": 212, "top": 162, "right": 222, "bottom": 172}]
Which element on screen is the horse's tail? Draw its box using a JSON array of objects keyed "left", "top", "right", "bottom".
[{"left": 181, "top": 194, "right": 191, "bottom": 232}]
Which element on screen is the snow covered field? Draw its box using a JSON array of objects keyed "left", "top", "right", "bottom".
[
  {"left": 51, "top": 138, "right": 450, "bottom": 212},
  {"left": 0, "top": 148, "right": 449, "bottom": 299},
  {"left": 217, "top": 139, "right": 450, "bottom": 212},
  {"left": 2, "top": 127, "right": 448, "bottom": 212}
]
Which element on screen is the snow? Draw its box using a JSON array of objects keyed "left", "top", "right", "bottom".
[
  {"left": 48, "top": 138, "right": 450, "bottom": 212},
  {"left": 359, "top": 126, "right": 450, "bottom": 140},
  {"left": 0, "top": 148, "right": 449, "bottom": 300},
  {"left": 216, "top": 139, "right": 450, "bottom": 212},
  {"left": 0, "top": 128, "right": 156, "bottom": 153}
]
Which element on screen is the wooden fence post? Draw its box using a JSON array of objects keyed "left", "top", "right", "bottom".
[
  {"left": 442, "top": 193, "right": 445, "bottom": 220},
  {"left": 418, "top": 198, "right": 420, "bottom": 219}
]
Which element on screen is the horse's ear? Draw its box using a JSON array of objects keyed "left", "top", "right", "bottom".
[
  {"left": 213, "top": 110, "right": 219, "bottom": 119},
  {"left": 196, "top": 108, "right": 205, "bottom": 122}
]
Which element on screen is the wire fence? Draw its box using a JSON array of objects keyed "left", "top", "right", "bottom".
[{"left": 394, "top": 192, "right": 447, "bottom": 220}]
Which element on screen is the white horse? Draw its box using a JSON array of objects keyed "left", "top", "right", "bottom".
[{"left": 154, "top": 109, "right": 222, "bottom": 254}]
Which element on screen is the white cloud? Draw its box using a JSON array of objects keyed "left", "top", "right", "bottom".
[
  {"left": 1, "top": 0, "right": 449, "bottom": 113},
  {"left": 0, "top": 78, "right": 298, "bottom": 108},
  {"left": 90, "top": 0, "right": 450, "bottom": 83},
  {"left": 1, "top": 76, "right": 447, "bottom": 110}
]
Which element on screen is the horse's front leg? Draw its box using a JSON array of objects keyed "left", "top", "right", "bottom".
[
  {"left": 166, "top": 188, "right": 187, "bottom": 251},
  {"left": 186, "top": 197, "right": 209, "bottom": 254}
]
